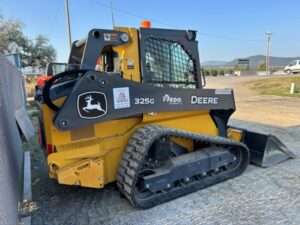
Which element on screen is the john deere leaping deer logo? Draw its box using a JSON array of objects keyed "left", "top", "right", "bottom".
[
  {"left": 77, "top": 92, "right": 107, "bottom": 119},
  {"left": 83, "top": 95, "right": 105, "bottom": 113}
]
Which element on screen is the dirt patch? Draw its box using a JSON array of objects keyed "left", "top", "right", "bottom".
[
  {"left": 206, "top": 75, "right": 300, "bottom": 127},
  {"left": 25, "top": 76, "right": 37, "bottom": 98}
]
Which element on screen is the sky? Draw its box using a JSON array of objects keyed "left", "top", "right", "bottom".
[{"left": 1, "top": 0, "right": 300, "bottom": 62}]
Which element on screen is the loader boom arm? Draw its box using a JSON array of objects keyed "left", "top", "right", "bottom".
[{"left": 46, "top": 71, "right": 235, "bottom": 130}]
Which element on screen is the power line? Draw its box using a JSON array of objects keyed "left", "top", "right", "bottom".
[
  {"left": 198, "top": 32, "right": 264, "bottom": 43},
  {"left": 93, "top": 0, "right": 265, "bottom": 43},
  {"left": 93, "top": 0, "right": 150, "bottom": 22}
]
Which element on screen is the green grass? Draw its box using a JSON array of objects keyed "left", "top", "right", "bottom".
[{"left": 247, "top": 76, "right": 300, "bottom": 98}]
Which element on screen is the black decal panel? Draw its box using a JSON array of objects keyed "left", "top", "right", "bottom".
[{"left": 53, "top": 71, "right": 235, "bottom": 130}]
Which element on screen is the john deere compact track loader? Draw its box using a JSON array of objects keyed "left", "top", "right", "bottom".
[{"left": 38, "top": 22, "right": 294, "bottom": 208}]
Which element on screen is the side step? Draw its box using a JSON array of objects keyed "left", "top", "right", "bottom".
[{"left": 241, "top": 130, "right": 296, "bottom": 167}]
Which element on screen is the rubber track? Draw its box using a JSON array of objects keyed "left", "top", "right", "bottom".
[{"left": 117, "top": 125, "right": 249, "bottom": 209}]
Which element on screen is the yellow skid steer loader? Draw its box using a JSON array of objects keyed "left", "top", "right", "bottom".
[{"left": 37, "top": 22, "right": 294, "bottom": 208}]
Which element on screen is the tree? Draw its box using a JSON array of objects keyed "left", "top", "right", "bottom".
[
  {"left": 202, "top": 68, "right": 210, "bottom": 76},
  {"left": 228, "top": 69, "right": 234, "bottom": 74},
  {"left": 0, "top": 15, "right": 56, "bottom": 68},
  {"left": 218, "top": 69, "right": 225, "bottom": 76},
  {"left": 0, "top": 16, "right": 28, "bottom": 55},
  {"left": 26, "top": 35, "right": 56, "bottom": 68},
  {"left": 257, "top": 62, "right": 266, "bottom": 71},
  {"left": 211, "top": 69, "right": 218, "bottom": 76},
  {"left": 204, "top": 69, "right": 210, "bottom": 76}
]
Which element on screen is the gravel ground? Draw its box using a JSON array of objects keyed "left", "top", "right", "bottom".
[{"left": 27, "top": 75, "right": 300, "bottom": 225}]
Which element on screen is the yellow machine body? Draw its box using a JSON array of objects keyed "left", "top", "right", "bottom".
[
  {"left": 43, "top": 107, "right": 221, "bottom": 188},
  {"left": 41, "top": 27, "right": 243, "bottom": 189}
]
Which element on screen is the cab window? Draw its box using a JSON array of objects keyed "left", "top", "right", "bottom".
[{"left": 144, "top": 37, "right": 197, "bottom": 89}]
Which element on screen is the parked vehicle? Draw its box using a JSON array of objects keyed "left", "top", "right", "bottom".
[
  {"left": 284, "top": 60, "right": 300, "bottom": 74},
  {"left": 34, "top": 62, "right": 67, "bottom": 101}
]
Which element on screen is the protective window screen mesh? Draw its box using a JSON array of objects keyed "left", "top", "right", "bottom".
[{"left": 145, "top": 38, "right": 197, "bottom": 88}]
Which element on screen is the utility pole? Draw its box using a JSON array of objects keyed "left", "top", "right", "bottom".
[
  {"left": 110, "top": 0, "right": 115, "bottom": 27},
  {"left": 265, "top": 32, "right": 272, "bottom": 75},
  {"left": 64, "top": 0, "right": 72, "bottom": 50}
]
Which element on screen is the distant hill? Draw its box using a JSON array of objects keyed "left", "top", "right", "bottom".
[
  {"left": 202, "top": 55, "right": 300, "bottom": 68},
  {"left": 200, "top": 60, "right": 227, "bottom": 67}
]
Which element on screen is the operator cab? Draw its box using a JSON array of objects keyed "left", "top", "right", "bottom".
[{"left": 66, "top": 23, "right": 203, "bottom": 89}]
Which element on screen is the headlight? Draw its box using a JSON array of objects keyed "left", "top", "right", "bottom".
[{"left": 120, "top": 33, "right": 129, "bottom": 43}]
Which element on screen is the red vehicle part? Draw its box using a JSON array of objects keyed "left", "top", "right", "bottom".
[{"left": 36, "top": 75, "right": 52, "bottom": 88}]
